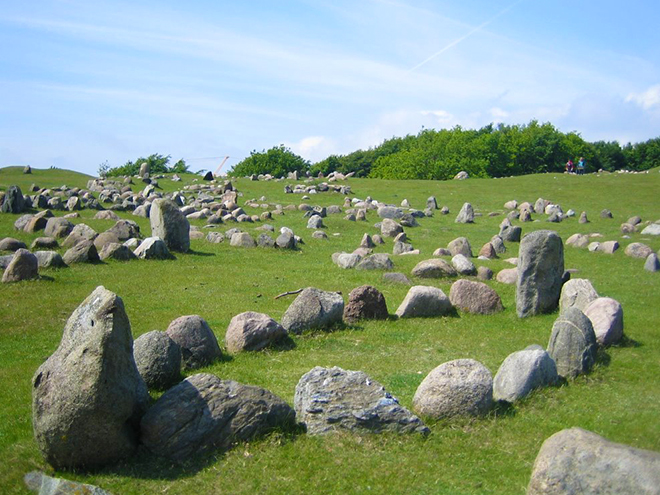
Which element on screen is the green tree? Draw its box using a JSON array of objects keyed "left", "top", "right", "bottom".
[{"left": 229, "top": 145, "right": 310, "bottom": 177}]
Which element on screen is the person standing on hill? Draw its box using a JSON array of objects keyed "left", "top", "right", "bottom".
[{"left": 577, "top": 157, "right": 585, "bottom": 175}]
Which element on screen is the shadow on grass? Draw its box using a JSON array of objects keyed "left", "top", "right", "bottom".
[
  {"left": 595, "top": 348, "right": 611, "bottom": 368},
  {"left": 270, "top": 334, "right": 297, "bottom": 352},
  {"left": 615, "top": 335, "right": 643, "bottom": 348},
  {"left": 187, "top": 249, "right": 215, "bottom": 257},
  {"left": 489, "top": 400, "right": 517, "bottom": 419}
]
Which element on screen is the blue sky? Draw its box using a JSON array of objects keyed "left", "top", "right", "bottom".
[{"left": 1, "top": 0, "right": 659, "bottom": 175}]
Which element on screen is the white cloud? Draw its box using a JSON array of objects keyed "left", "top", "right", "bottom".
[
  {"left": 489, "top": 107, "right": 509, "bottom": 121},
  {"left": 626, "top": 85, "right": 660, "bottom": 111},
  {"left": 286, "top": 136, "right": 339, "bottom": 163}
]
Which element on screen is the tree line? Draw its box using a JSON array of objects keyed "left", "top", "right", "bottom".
[{"left": 100, "top": 154, "right": 189, "bottom": 177}]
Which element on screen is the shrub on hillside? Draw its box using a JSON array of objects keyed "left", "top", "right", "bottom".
[{"left": 228, "top": 145, "right": 310, "bottom": 178}]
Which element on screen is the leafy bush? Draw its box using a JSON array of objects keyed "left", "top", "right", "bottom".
[
  {"left": 100, "top": 154, "right": 189, "bottom": 177},
  {"left": 228, "top": 145, "right": 310, "bottom": 178}
]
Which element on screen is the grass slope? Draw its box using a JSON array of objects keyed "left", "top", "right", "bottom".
[{"left": 1, "top": 167, "right": 659, "bottom": 494}]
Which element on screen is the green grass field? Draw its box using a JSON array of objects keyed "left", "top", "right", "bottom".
[{"left": 1, "top": 165, "right": 659, "bottom": 494}]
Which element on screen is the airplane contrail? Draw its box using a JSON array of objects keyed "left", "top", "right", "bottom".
[{"left": 407, "top": 0, "right": 525, "bottom": 74}]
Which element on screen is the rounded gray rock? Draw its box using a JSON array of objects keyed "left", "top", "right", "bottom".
[
  {"left": 395, "top": 285, "right": 452, "bottom": 318},
  {"left": 412, "top": 258, "right": 457, "bottom": 278},
  {"left": 413, "top": 359, "right": 492, "bottom": 419},
  {"left": 225, "top": 311, "right": 287, "bottom": 353},
  {"left": 583, "top": 297, "right": 624, "bottom": 346},
  {"left": 559, "top": 278, "right": 599, "bottom": 312},
  {"left": 134, "top": 330, "right": 181, "bottom": 390},
  {"left": 166, "top": 315, "right": 222, "bottom": 369},
  {"left": 449, "top": 279, "right": 503, "bottom": 314},
  {"left": 493, "top": 347, "right": 558, "bottom": 402},
  {"left": 2, "top": 248, "right": 39, "bottom": 283}
]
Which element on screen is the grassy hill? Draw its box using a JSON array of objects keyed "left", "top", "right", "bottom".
[{"left": 1, "top": 167, "right": 659, "bottom": 494}]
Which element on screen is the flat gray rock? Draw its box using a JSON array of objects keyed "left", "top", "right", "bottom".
[
  {"left": 141, "top": 373, "right": 295, "bottom": 461},
  {"left": 413, "top": 359, "right": 492, "bottom": 419},
  {"left": 528, "top": 427, "right": 660, "bottom": 495},
  {"left": 624, "top": 242, "right": 653, "bottom": 259},
  {"left": 294, "top": 366, "right": 428, "bottom": 435},
  {"left": 32, "top": 286, "right": 149, "bottom": 469},
  {"left": 356, "top": 253, "right": 393, "bottom": 270},
  {"left": 24, "top": 471, "right": 112, "bottom": 495},
  {"left": 493, "top": 347, "right": 558, "bottom": 402}
]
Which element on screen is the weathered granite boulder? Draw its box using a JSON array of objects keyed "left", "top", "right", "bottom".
[
  {"left": 559, "top": 278, "right": 599, "bottom": 312},
  {"left": 645, "top": 253, "right": 660, "bottom": 272},
  {"left": 34, "top": 251, "right": 67, "bottom": 269},
  {"left": 294, "top": 366, "right": 428, "bottom": 435},
  {"left": 527, "top": 427, "right": 660, "bottom": 495},
  {"left": 140, "top": 373, "right": 295, "bottom": 460},
  {"left": 624, "top": 242, "right": 653, "bottom": 259},
  {"left": 383, "top": 272, "right": 412, "bottom": 285},
  {"left": 547, "top": 307, "right": 598, "bottom": 379},
  {"left": 281, "top": 287, "right": 344, "bottom": 334},
  {"left": 133, "top": 330, "right": 181, "bottom": 390},
  {"left": 493, "top": 346, "right": 558, "bottom": 402},
  {"left": 0, "top": 237, "right": 27, "bottom": 251},
  {"left": 150, "top": 198, "right": 190, "bottom": 252},
  {"left": 517, "top": 230, "right": 564, "bottom": 317},
  {"left": 380, "top": 218, "right": 403, "bottom": 238},
  {"left": 449, "top": 279, "right": 503, "bottom": 314},
  {"left": 44, "top": 217, "right": 74, "bottom": 238},
  {"left": 225, "top": 311, "right": 287, "bottom": 353},
  {"left": 451, "top": 254, "right": 477, "bottom": 275},
  {"left": 395, "top": 285, "right": 452, "bottom": 318},
  {"left": 166, "top": 315, "right": 222, "bottom": 369},
  {"left": 565, "top": 233, "right": 589, "bottom": 248},
  {"left": 342, "top": 285, "right": 389, "bottom": 323},
  {"left": 413, "top": 359, "right": 492, "bottom": 419},
  {"left": 32, "top": 286, "right": 149, "bottom": 469},
  {"left": 2, "top": 248, "right": 39, "bottom": 283},
  {"left": 99, "top": 242, "right": 137, "bottom": 261},
  {"left": 583, "top": 297, "right": 624, "bottom": 346}
]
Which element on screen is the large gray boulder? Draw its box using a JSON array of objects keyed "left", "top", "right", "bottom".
[
  {"left": 449, "top": 279, "right": 503, "bottom": 314},
  {"left": 413, "top": 359, "right": 492, "bottom": 419},
  {"left": 377, "top": 205, "right": 404, "bottom": 219},
  {"left": 133, "top": 330, "right": 181, "bottom": 390},
  {"left": 455, "top": 203, "right": 474, "bottom": 223},
  {"left": 624, "top": 242, "right": 653, "bottom": 259},
  {"left": 380, "top": 218, "right": 403, "bottom": 237},
  {"left": 294, "top": 366, "right": 429, "bottom": 435},
  {"left": 150, "top": 198, "right": 190, "bottom": 252},
  {"left": 493, "top": 346, "right": 558, "bottom": 402},
  {"left": 516, "top": 230, "right": 564, "bottom": 317},
  {"left": 559, "top": 278, "right": 599, "bottom": 312},
  {"left": 583, "top": 297, "right": 624, "bottom": 346},
  {"left": 334, "top": 252, "right": 362, "bottom": 269},
  {"left": 0, "top": 237, "right": 27, "bottom": 251},
  {"left": 99, "top": 242, "right": 137, "bottom": 261},
  {"left": 166, "top": 315, "right": 223, "bottom": 369},
  {"left": 34, "top": 251, "right": 67, "bottom": 269},
  {"left": 1, "top": 185, "right": 26, "bottom": 213},
  {"left": 2, "top": 248, "right": 39, "bottom": 283},
  {"left": 280, "top": 287, "right": 344, "bottom": 334},
  {"left": 225, "top": 311, "right": 287, "bottom": 353},
  {"left": 527, "top": 427, "right": 660, "bottom": 495},
  {"left": 32, "top": 286, "right": 149, "bottom": 469},
  {"left": 140, "top": 373, "right": 295, "bottom": 461},
  {"left": 451, "top": 254, "right": 477, "bottom": 275},
  {"left": 395, "top": 285, "right": 452, "bottom": 318},
  {"left": 547, "top": 307, "right": 598, "bottom": 379},
  {"left": 342, "top": 285, "right": 389, "bottom": 324},
  {"left": 411, "top": 258, "right": 457, "bottom": 278}
]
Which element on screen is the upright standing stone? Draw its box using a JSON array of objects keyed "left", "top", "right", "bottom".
[
  {"left": 547, "top": 307, "right": 597, "bottom": 379},
  {"left": 516, "top": 230, "right": 564, "bottom": 317},
  {"left": 455, "top": 203, "right": 474, "bottom": 223},
  {"left": 32, "top": 286, "right": 149, "bottom": 469},
  {"left": 150, "top": 199, "right": 190, "bottom": 252},
  {"left": 1, "top": 185, "right": 26, "bottom": 213},
  {"left": 138, "top": 161, "right": 149, "bottom": 178}
]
